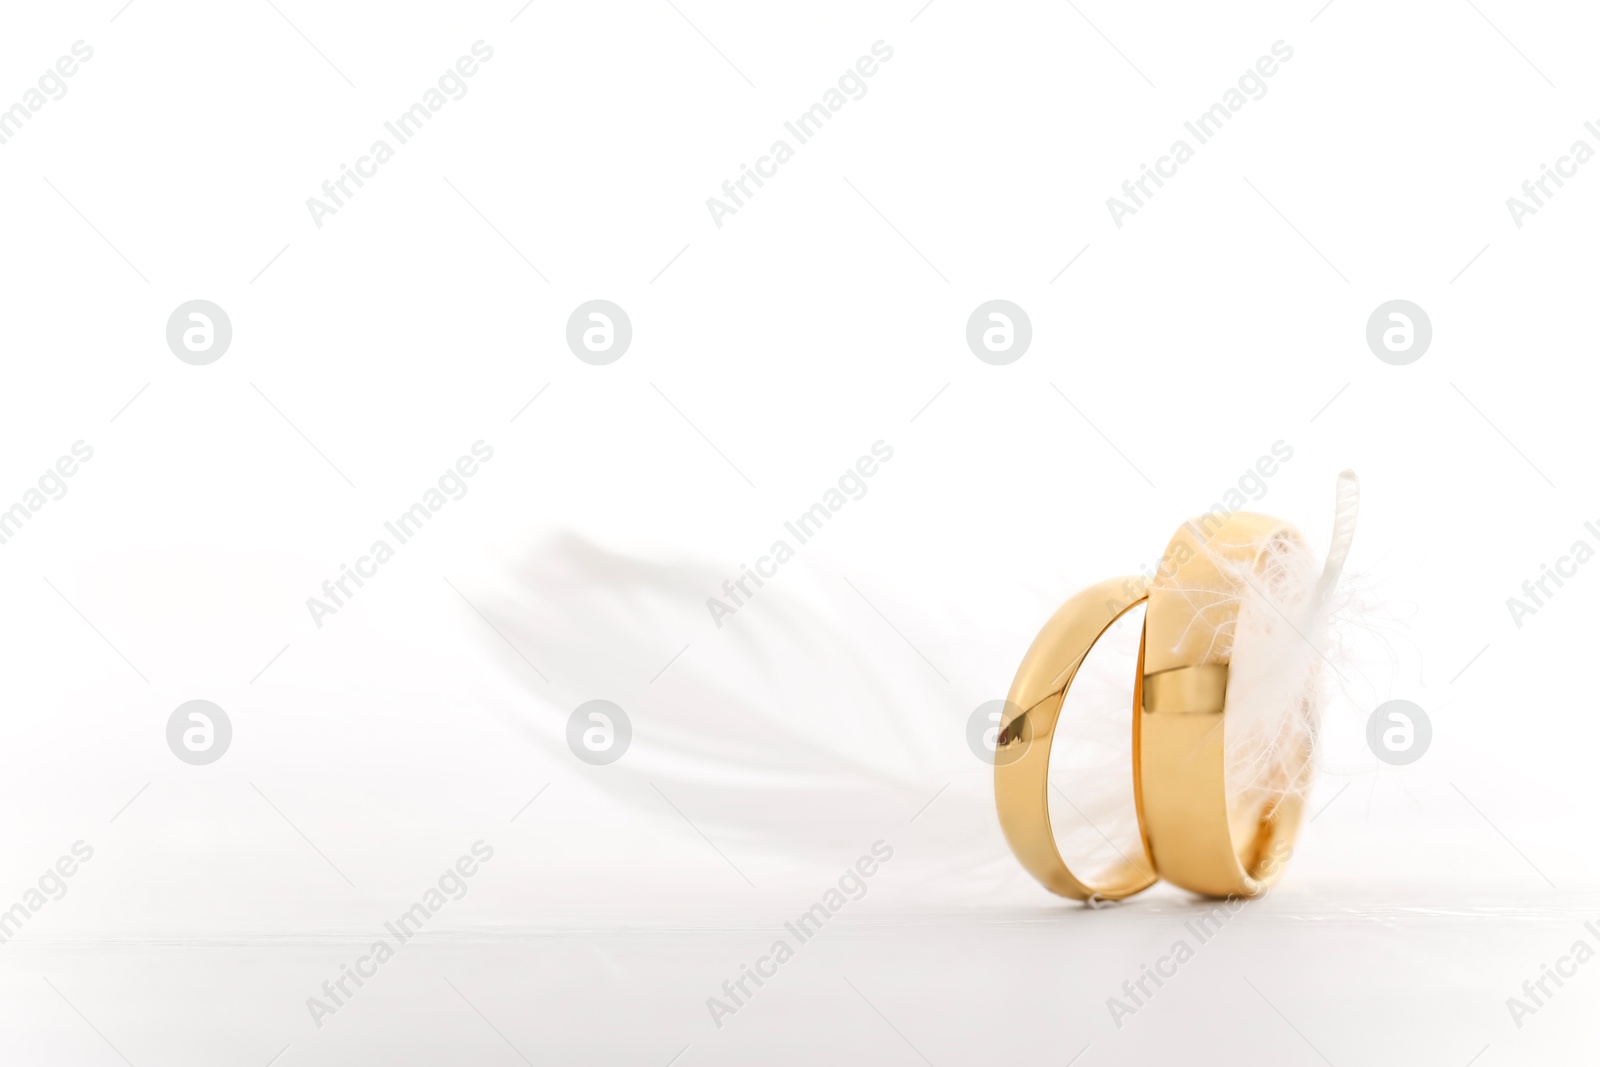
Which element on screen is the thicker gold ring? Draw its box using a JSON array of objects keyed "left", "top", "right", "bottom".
[
  {"left": 994, "top": 577, "right": 1156, "bottom": 901},
  {"left": 1139, "top": 513, "right": 1309, "bottom": 897}
]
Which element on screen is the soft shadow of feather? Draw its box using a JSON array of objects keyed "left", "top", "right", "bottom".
[{"left": 467, "top": 533, "right": 1003, "bottom": 866}]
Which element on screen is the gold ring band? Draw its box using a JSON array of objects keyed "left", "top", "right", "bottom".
[
  {"left": 1139, "top": 513, "right": 1310, "bottom": 897},
  {"left": 994, "top": 577, "right": 1156, "bottom": 901}
]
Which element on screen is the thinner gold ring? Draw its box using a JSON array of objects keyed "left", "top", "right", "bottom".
[{"left": 994, "top": 577, "right": 1156, "bottom": 901}]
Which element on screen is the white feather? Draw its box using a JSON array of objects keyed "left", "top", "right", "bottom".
[{"left": 1219, "top": 472, "right": 1360, "bottom": 813}]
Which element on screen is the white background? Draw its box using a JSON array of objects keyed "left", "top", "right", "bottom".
[{"left": 0, "top": 0, "right": 1596, "bottom": 1063}]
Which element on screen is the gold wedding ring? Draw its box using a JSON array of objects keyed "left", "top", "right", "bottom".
[
  {"left": 994, "top": 577, "right": 1155, "bottom": 901},
  {"left": 1139, "top": 513, "right": 1310, "bottom": 897}
]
